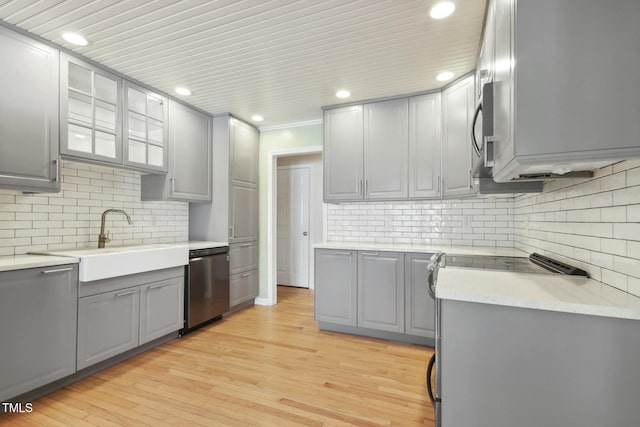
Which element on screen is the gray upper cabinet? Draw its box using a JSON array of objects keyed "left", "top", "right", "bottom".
[
  {"left": 488, "top": 0, "right": 640, "bottom": 182},
  {"left": 230, "top": 184, "right": 258, "bottom": 242},
  {"left": 230, "top": 118, "right": 259, "bottom": 187},
  {"left": 0, "top": 26, "right": 60, "bottom": 193},
  {"left": 0, "top": 265, "right": 78, "bottom": 401},
  {"left": 357, "top": 251, "right": 404, "bottom": 333},
  {"left": 141, "top": 100, "right": 212, "bottom": 202},
  {"left": 364, "top": 99, "right": 409, "bottom": 199},
  {"left": 123, "top": 80, "right": 168, "bottom": 173},
  {"left": 409, "top": 93, "right": 442, "bottom": 198},
  {"left": 314, "top": 249, "right": 358, "bottom": 326},
  {"left": 60, "top": 53, "right": 123, "bottom": 166},
  {"left": 323, "top": 105, "right": 364, "bottom": 201},
  {"left": 405, "top": 253, "right": 436, "bottom": 338},
  {"left": 442, "top": 75, "right": 476, "bottom": 198}
]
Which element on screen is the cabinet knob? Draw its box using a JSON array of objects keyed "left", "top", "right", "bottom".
[{"left": 303, "top": 231, "right": 308, "bottom": 236}]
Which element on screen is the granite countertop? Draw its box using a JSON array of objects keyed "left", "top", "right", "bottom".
[
  {"left": 313, "top": 242, "right": 527, "bottom": 257},
  {"left": 0, "top": 254, "right": 80, "bottom": 273},
  {"left": 437, "top": 268, "right": 640, "bottom": 321}
]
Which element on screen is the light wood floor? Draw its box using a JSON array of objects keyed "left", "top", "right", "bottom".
[{"left": 1, "top": 286, "right": 434, "bottom": 426}]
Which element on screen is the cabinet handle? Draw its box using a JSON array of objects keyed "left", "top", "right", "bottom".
[
  {"left": 41, "top": 267, "right": 73, "bottom": 274},
  {"left": 241, "top": 272, "right": 251, "bottom": 278},
  {"left": 365, "top": 180, "right": 368, "bottom": 196},
  {"left": 437, "top": 175, "right": 441, "bottom": 194},
  {"left": 170, "top": 177, "right": 175, "bottom": 194},
  {"left": 362, "top": 252, "right": 379, "bottom": 256},
  {"left": 149, "top": 283, "right": 169, "bottom": 290},
  {"left": 115, "top": 290, "right": 137, "bottom": 297},
  {"left": 469, "top": 170, "right": 473, "bottom": 189},
  {"left": 334, "top": 251, "right": 352, "bottom": 255},
  {"left": 229, "top": 226, "right": 235, "bottom": 240},
  {"left": 240, "top": 244, "right": 251, "bottom": 248},
  {"left": 50, "top": 159, "right": 59, "bottom": 182}
]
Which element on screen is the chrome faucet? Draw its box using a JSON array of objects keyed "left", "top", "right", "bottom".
[{"left": 98, "top": 209, "right": 133, "bottom": 248}]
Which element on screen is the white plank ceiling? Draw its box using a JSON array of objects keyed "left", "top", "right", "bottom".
[{"left": 0, "top": 0, "right": 486, "bottom": 127}]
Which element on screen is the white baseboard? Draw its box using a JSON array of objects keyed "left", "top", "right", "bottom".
[{"left": 254, "top": 297, "right": 273, "bottom": 306}]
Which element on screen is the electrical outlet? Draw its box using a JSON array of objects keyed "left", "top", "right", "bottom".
[{"left": 151, "top": 215, "right": 158, "bottom": 226}]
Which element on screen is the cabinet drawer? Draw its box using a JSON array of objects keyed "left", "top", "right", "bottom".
[
  {"left": 230, "top": 269, "right": 258, "bottom": 307},
  {"left": 229, "top": 242, "right": 258, "bottom": 275},
  {"left": 77, "top": 286, "right": 139, "bottom": 370}
]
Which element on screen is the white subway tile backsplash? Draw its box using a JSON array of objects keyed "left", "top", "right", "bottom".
[
  {"left": 515, "top": 161, "right": 640, "bottom": 297},
  {"left": 0, "top": 161, "right": 188, "bottom": 255},
  {"left": 326, "top": 197, "right": 515, "bottom": 247}
]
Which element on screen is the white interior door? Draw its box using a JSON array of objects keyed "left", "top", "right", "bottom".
[{"left": 277, "top": 166, "right": 310, "bottom": 288}]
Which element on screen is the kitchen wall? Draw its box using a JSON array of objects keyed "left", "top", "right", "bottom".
[
  {"left": 257, "top": 122, "right": 323, "bottom": 299},
  {"left": 326, "top": 198, "right": 514, "bottom": 247},
  {"left": 0, "top": 160, "right": 189, "bottom": 256},
  {"left": 514, "top": 159, "right": 640, "bottom": 297}
]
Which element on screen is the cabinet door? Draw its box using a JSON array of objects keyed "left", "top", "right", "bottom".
[
  {"left": 230, "top": 118, "right": 259, "bottom": 187},
  {"left": 491, "top": 0, "right": 514, "bottom": 179},
  {"left": 229, "top": 241, "right": 258, "bottom": 275},
  {"left": 314, "top": 249, "right": 357, "bottom": 326},
  {"left": 358, "top": 251, "right": 404, "bottom": 333},
  {"left": 0, "top": 26, "right": 59, "bottom": 192},
  {"left": 405, "top": 254, "right": 436, "bottom": 338},
  {"left": 230, "top": 269, "right": 258, "bottom": 307},
  {"left": 323, "top": 106, "right": 364, "bottom": 201},
  {"left": 123, "top": 80, "right": 168, "bottom": 173},
  {"left": 168, "top": 100, "right": 212, "bottom": 201},
  {"left": 77, "top": 287, "right": 139, "bottom": 370},
  {"left": 140, "top": 278, "right": 184, "bottom": 344},
  {"left": 364, "top": 99, "right": 409, "bottom": 199},
  {"left": 442, "top": 75, "right": 476, "bottom": 197},
  {"left": 409, "top": 93, "right": 442, "bottom": 198},
  {"left": 0, "top": 265, "right": 77, "bottom": 401},
  {"left": 230, "top": 184, "right": 258, "bottom": 243},
  {"left": 476, "top": 0, "right": 495, "bottom": 101},
  {"left": 60, "top": 53, "right": 123, "bottom": 165}
]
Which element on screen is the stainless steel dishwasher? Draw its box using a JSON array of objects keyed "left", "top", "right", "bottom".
[{"left": 183, "top": 246, "right": 230, "bottom": 334}]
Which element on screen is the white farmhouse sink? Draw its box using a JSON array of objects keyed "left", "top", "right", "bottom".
[{"left": 36, "top": 244, "right": 188, "bottom": 282}]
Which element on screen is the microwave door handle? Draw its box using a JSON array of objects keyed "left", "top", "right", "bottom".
[{"left": 471, "top": 102, "right": 483, "bottom": 156}]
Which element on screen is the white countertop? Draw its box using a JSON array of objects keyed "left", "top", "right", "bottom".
[
  {"left": 437, "top": 268, "right": 640, "bottom": 320},
  {"left": 314, "top": 242, "right": 527, "bottom": 257},
  {"left": 0, "top": 254, "right": 79, "bottom": 273}
]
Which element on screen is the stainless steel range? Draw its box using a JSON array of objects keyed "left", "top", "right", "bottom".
[{"left": 425, "top": 252, "right": 589, "bottom": 427}]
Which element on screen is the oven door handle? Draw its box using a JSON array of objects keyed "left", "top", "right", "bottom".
[{"left": 426, "top": 353, "right": 437, "bottom": 405}]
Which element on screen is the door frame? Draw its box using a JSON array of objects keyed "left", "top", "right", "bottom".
[
  {"left": 260, "top": 145, "right": 323, "bottom": 306},
  {"left": 276, "top": 164, "right": 312, "bottom": 289}
]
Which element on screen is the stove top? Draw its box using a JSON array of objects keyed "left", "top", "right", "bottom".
[
  {"left": 444, "top": 253, "right": 589, "bottom": 277},
  {"left": 446, "top": 255, "right": 554, "bottom": 274}
]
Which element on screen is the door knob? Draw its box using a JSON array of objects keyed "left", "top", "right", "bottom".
[{"left": 303, "top": 231, "right": 308, "bottom": 236}]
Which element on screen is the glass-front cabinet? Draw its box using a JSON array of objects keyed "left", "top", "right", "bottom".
[
  {"left": 60, "top": 53, "right": 122, "bottom": 165},
  {"left": 123, "top": 81, "right": 168, "bottom": 173}
]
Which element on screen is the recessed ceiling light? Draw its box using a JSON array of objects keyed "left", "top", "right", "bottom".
[
  {"left": 251, "top": 115, "right": 264, "bottom": 122},
  {"left": 336, "top": 90, "right": 351, "bottom": 99},
  {"left": 174, "top": 87, "right": 192, "bottom": 96},
  {"left": 62, "top": 32, "right": 89, "bottom": 46},
  {"left": 436, "top": 71, "right": 454, "bottom": 81},
  {"left": 429, "top": 1, "right": 456, "bottom": 19}
]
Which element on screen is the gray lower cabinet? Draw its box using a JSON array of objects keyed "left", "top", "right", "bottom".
[
  {"left": 229, "top": 242, "right": 258, "bottom": 275},
  {"left": 141, "top": 100, "right": 212, "bottom": 202},
  {"left": 0, "top": 26, "right": 60, "bottom": 193},
  {"left": 77, "top": 268, "right": 184, "bottom": 370},
  {"left": 314, "top": 249, "right": 358, "bottom": 326},
  {"left": 77, "top": 286, "right": 140, "bottom": 370},
  {"left": 440, "top": 299, "right": 640, "bottom": 427},
  {"left": 0, "top": 265, "right": 78, "bottom": 401},
  {"left": 230, "top": 269, "right": 258, "bottom": 307},
  {"left": 139, "top": 278, "right": 184, "bottom": 344},
  {"left": 358, "top": 251, "right": 404, "bottom": 333},
  {"left": 405, "top": 253, "right": 436, "bottom": 338}
]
